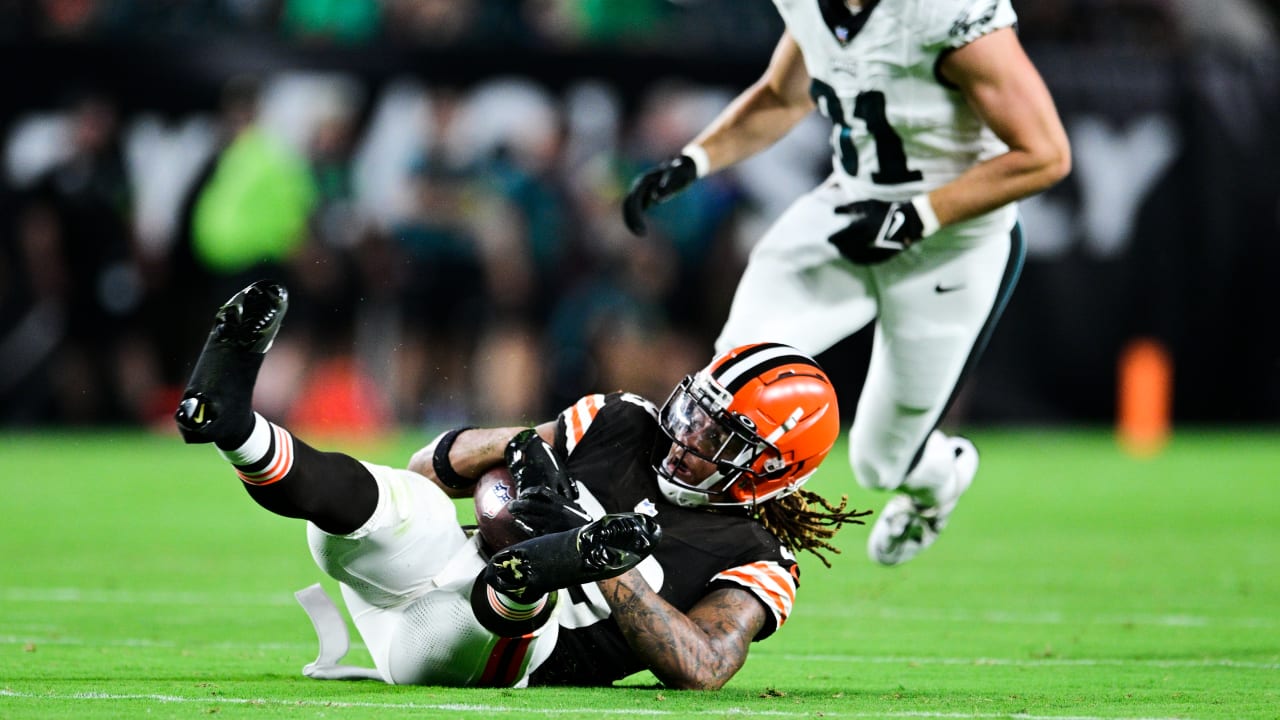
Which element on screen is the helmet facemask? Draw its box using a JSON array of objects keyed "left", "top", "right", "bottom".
[
  {"left": 652, "top": 343, "right": 839, "bottom": 510},
  {"left": 653, "top": 372, "right": 780, "bottom": 508}
]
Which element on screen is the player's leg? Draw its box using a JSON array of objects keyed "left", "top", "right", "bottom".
[
  {"left": 174, "top": 280, "right": 565, "bottom": 687},
  {"left": 856, "top": 226, "right": 1025, "bottom": 565},
  {"left": 362, "top": 565, "right": 565, "bottom": 686},
  {"left": 372, "top": 513, "right": 661, "bottom": 686},
  {"left": 174, "top": 280, "right": 377, "bottom": 535},
  {"left": 318, "top": 483, "right": 659, "bottom": 686},
  {"left": 304, "top": 462, "right": 521, "bottom": 686},
  {"left": 299, "top": 462, "right": 558, "bottom": 687},
  {"left": 715, "top": 183, "right": 878, "bottom": 355}
]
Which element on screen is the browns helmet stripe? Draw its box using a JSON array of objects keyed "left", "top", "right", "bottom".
[{"left": 711, "top": 343, "right": 822, "bottom": 394}]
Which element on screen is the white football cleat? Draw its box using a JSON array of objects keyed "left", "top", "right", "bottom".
[{"left": 867, "top": 437, "right": 978, "bottom": 566}]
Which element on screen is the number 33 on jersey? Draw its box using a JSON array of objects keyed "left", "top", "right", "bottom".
[{"left": 778, "top": 0, "right": 1017, "bottom": 199}]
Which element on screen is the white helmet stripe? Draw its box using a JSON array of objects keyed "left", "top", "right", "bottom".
[
  {"left": 713, "top": 343, "right": 812, "bottom": 392},
  {"left": 763, "top": 406, "right": 805, "bottom": 444}
]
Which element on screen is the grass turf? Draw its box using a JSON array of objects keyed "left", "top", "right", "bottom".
[{"left": 2, "top": 427, "right": 1277, "bottom": 719}]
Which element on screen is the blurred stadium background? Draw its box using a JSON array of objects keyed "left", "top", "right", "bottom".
[{"left": 1, "top": 0, "right": 1278, "bottom": 439}]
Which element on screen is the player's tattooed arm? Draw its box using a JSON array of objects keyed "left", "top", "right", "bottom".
[{"left": 598, "top": 571, "right": 766, "bottom": 690}]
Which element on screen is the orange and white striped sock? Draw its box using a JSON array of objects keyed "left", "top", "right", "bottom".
[
  {"left": 469, "top": 576, "right": 555, "bottom": 638},
  {"left": 485, "top": 586, "right": 548, "bottom": 623},
  {"left": 217, "top": 413, "right": 295, "bottom": 486}
]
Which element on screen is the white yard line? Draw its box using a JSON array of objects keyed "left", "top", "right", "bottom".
[
  {"left": 2, "top": 633, "right": 1275, "bottom": 671},
  {"left": 0, "top": 689, "right": 1209, "bottom": 720},
  {"left": 4, "top": 587, "right": 1274, "bottom": 630},
  {"left": 0, "top": 634, "right": 313, "bottom": 650},
  {"left": 773, "top": 654, "right": 1280, "bottom": 671},
  {"left": 841, "top": 607, "right": 1280, "bottom": 630},
  {"left": 0, "top": 587, "right": 297, "bottom": 606}
]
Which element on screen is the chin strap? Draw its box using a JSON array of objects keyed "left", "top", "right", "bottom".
[{"left": 294, "top": 584, "right": 383, "bottom": 681}]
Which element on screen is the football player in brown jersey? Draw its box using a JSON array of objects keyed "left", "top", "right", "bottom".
[{"left": 176, "top": 280, "right": 867, "bottom": 689}]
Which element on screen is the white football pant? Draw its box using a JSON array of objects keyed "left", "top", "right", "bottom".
[
  {"left": 716, "top": 177, "right": 1022, "bottom": 498},
  {"left": 305, "top": 462, "right": 558, "bottom": 686}
]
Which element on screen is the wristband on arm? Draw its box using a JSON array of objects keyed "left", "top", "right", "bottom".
[
  {"left": 909, "top": 194, "right": 941, "bottom": 238},
  {"left": 432, "top": 426, "right": 478, "bottom": 489},
  {"left": 681, "top": 143, "right": 711, "bottom": 178}
]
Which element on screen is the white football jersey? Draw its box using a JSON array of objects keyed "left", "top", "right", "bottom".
[{"left": 776, "top": 0, "right": 1017, "bottom": 204}]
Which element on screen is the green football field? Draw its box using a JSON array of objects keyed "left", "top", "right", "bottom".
[{"left": 2, "top": 427, "right": 1277, "bottom": 719}]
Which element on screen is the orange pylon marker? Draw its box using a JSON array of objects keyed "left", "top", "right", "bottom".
[{"left": 1117, "top": 338, "right": 1172, "bottom": 457}]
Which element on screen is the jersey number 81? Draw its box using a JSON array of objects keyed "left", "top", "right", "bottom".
[{"left": 810, "top": 79, "right": 923, "bottom": 185}]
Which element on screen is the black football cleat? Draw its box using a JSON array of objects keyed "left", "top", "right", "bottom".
[
  {"left": 483, "top": 513, "right": 662, "bottom": 600},
  {"left": 174, "top": 281, "right": 288, "bottom": 447}
]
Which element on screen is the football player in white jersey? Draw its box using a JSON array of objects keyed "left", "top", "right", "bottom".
[
  {"left": 175, "top": 280, "right": 867, "bottom": 688},
  {"left": 623, "top": 0, "right": 1071, "bottom": 566}
]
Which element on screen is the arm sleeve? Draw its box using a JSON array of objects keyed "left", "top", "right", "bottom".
[
  {"left": 708, "top": 558, "right": 800, "bottom": 640},
  {"left": 555, "top": 393, "right": 609, "bottom": 455},
  {"left": 555, "top": 391, "right": 659, "bottom": 456}
]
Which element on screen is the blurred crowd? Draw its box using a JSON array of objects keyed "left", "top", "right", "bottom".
[
  {"left": 0, "top": 63, "right": 836, "bottom": 433},
  {"left": 3, "top": 0, "right": 1277, "bottom": 53},
  {"left": 0, "top": 0, "right": 785, "bottom": 53},
  {"left": 1, "top": 0, "right": 1277, "bottom": 433}
]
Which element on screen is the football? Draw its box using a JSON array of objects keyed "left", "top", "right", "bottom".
[{"left": 472, "top": 465, "right": 532, "bottom": 552}]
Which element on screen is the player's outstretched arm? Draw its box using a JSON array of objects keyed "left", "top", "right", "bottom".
[
  {"left": 622, "top": 31, "right": 815, "bottom": 236},
  {"left": 690, "top": 30, "right": 816, "bottom": 174},
  {"left": 408, "top": 423, "right": 557, "bottom": 498},
  {"left": 928, "top": 26, "right": 1072, "bottom": 227},
  {"left": 598, "top": 572, "right": 766, "bottom": 690}
]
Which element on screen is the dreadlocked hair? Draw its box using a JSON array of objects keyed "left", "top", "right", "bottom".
[{"left": 755, "top": 489, "right": 872, "bottom": 568}]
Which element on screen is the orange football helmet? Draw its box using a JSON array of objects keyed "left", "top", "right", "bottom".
[{"left": 654, "top": 342, "right": 840, "bottom": 508}]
